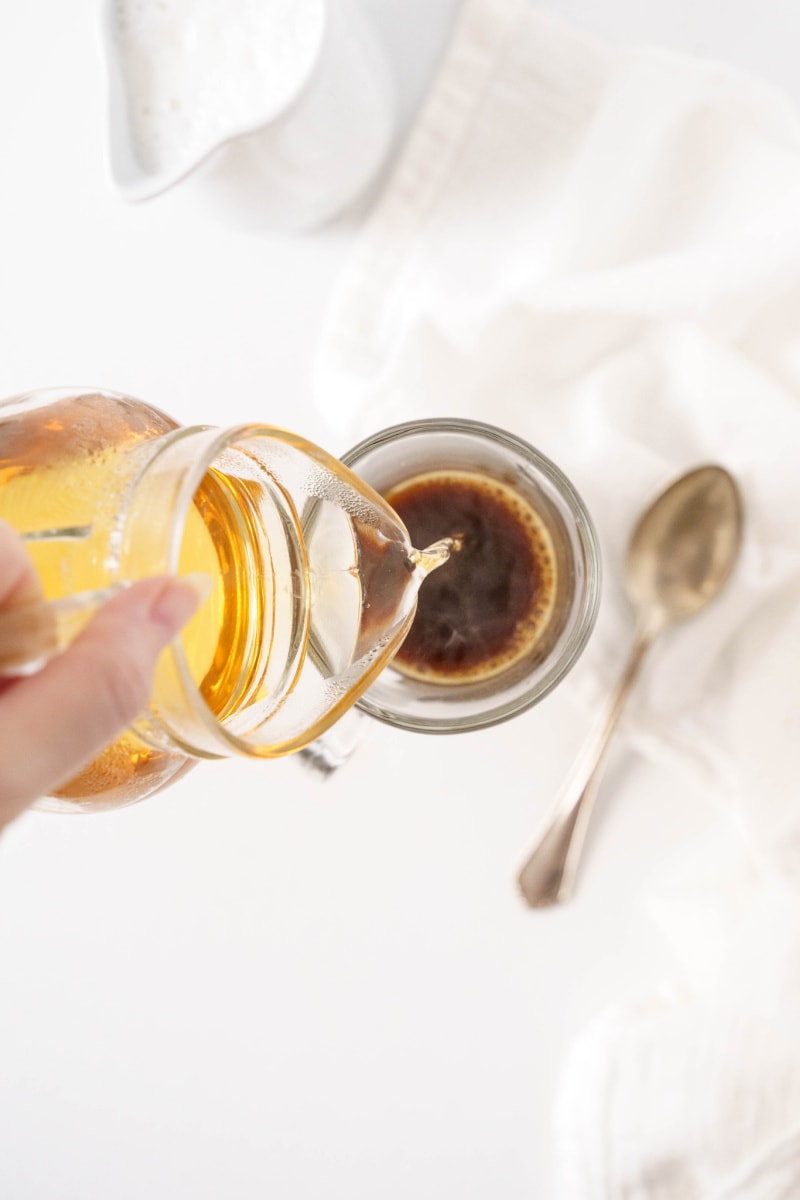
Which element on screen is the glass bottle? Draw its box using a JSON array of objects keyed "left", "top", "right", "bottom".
[{"left": 0, "top": 388, "right": 453, "bottom": 810}]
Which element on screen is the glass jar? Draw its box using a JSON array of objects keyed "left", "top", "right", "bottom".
[{"left": 0, "top": 388, "right": 451, "bottom": 809}]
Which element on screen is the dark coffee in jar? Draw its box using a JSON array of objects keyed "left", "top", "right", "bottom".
[{"left": 383, "top": 470, "right": 556, "bottom": 684}]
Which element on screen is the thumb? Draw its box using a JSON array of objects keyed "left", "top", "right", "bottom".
[{"left": 0, "top": 574, "right": 210, "bottom": 819}]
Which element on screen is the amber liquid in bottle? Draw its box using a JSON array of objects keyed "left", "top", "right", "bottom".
[{"left": 0, "top": 394, "right": 275, "bottom": 804}]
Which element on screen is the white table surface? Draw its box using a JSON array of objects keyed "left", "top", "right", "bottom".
[{"left": 0, "top": 3, "right": 797, "bottom": 1198}]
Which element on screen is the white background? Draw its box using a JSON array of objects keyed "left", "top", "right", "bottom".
[{"left": 0, "top": 3, "right": 797, "bottom": 1197}]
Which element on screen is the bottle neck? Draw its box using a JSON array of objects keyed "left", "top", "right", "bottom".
[{"left": 120, "top": 424, "right": 309, "bottom": 760}]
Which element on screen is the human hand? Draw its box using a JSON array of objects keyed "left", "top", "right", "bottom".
[{"left": 0, "top": 520, "right": 202, "bottom": 830}]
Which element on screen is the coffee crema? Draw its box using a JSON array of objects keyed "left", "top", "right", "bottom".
[{"left": 383, "top": 470, "right": 556, "bottom": 684}]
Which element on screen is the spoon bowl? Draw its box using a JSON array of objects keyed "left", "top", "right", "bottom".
[{"left": 627, "top": 465, "right": 743, "bottom": 630}]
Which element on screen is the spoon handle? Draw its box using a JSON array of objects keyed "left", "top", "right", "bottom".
[{"left": 517, "top": 627, "right": 654, "bottom": 908}]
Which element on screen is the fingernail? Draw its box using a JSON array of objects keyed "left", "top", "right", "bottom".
[
  {"left": 149, "top": 572, "right": 214, "bottom": 637},
  {"left": 180, "top": 572, "right": 216, "bottom": 606}
]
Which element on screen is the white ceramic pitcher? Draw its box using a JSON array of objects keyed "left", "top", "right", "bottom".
[{"left": 102, "top": 0, "right": 395, "bottom": 230}]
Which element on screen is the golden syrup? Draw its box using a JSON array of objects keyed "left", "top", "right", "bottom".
[{"left": 0, "top": 394, "right": 274, "bottom": 803}]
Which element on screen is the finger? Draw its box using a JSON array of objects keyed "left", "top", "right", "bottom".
[
  {"left": 0, "top": 521, "right": 45, "bottom": 699},
  {"left": 0, "top": 519, "right": 42, "bottom": 606},
  {"left": 0, "top": 575, "right": 205, "bottom": 825}
]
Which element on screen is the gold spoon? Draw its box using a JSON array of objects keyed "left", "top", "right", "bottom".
[{"left": 517, "top": 464, "right": 744, "bottom": 908}]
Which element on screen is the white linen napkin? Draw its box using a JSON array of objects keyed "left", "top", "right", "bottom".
[{"left": 314, "top": 0, "right": 800, "bottom": 1194}]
